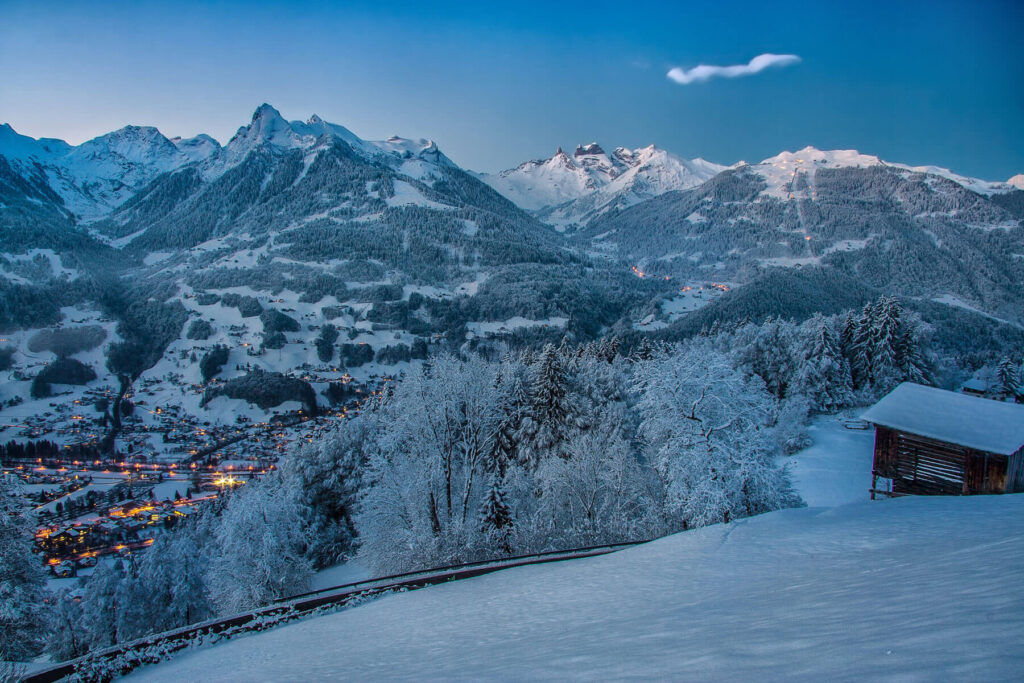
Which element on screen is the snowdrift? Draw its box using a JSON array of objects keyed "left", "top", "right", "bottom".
[{"left": 129, "top": 494, "right": 1024, "bottom": 681}]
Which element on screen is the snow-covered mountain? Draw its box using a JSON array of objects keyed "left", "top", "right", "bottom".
[
  {"left": 206, "top": 103, "right": 455, "bottom": 181},
  {"left": 747, "top": 146, "right": 1020, "bottom": 199},
  {"left": 92, "top": 103, "right": 544, "bottom": 258},
  {"left": 580, "top": 147, "right": 1024, "bottom": 323},
  {"left": 2, "top": 105, "right": 1023, "bottom": 348},
  {"left": 0, "top": 104, "right": 461, "bottom": 226},
  {"left": 481, "top": 141, "right": 1019, "bottom": 232},
  {"left": 0, "top": 122, "right": 220, "bottom": 221},
  {"left": 480, "top": 143, "right": 726, "bottom": 229}
]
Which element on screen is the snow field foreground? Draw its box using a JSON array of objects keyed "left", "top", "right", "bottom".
[{"left": 129, "top": 494, "right": 1024, "bottom": 681}]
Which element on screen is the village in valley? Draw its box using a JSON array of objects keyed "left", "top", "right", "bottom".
[{"left": 0, "top": 337, "right": 385, "bottom": 582}]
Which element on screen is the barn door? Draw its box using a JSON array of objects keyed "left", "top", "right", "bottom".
[{"left": 965, "top": 451, "right": 1008, "bottom": 494}]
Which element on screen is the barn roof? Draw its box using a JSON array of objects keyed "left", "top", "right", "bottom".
[{"left": 862, "top": 383, "right": 1024, "bottom": 456}]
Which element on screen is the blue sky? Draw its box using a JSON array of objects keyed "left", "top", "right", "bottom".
[{"left": 1, "top": 0, "right": 1021, "bottom": 178}]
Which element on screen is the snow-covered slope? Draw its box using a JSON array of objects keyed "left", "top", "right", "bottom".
[
  {"left": 128, "top": 494, "right": 1024, "bottom": 681},
  {"left": 481, "top": 143, "right": 725, "bottom": 229},
  {"left": 1008, "top": 174, "right": 1024, "bottom": 190},
  {"left": 747, "top": 146, "right": 1018, "bottom": 198},
  {"left": 0, "top": 122, "right": 220, "bottom": 221}
]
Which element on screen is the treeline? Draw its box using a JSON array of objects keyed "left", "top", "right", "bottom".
[
  {"left": 201, "top": 369, "right": 317, "bottom": 414},
  {"left": 0, "top": 440, "right": 103, "bottom": 464}
]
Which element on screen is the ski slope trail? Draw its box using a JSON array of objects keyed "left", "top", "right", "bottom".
[{"left": 129, "top": 494, "right": 1024, "bottom": 681}]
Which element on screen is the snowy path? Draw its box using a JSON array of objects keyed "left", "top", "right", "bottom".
[
  {"left": 128, "top": 494, "right": 1024, "bottom": 681},
  {"left": 785, "top": 416, "right": 876, "bottom": 507}
]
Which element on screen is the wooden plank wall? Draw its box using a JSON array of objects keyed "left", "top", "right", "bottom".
[
  {"left": 873, "top": 426, "right": 1011, "bottom": 495},
  {"left": 1006, "top": 449, "right": 1024, "bottom": 494}
]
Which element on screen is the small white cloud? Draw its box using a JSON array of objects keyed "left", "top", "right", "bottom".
[{"left": 667, "top": 53, "right": 801, "bottom": 85}]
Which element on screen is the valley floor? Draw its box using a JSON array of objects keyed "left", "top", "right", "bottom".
[{"left": 129, "top": 493, "right": 1024, "bottom": 680}]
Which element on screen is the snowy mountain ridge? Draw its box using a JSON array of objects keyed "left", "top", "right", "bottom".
[
  {"left": 483, "top": 141, "right": 1020, "bottom": 229},
  {"left": 0, "top": 104, "right": 460, "bottom": 225},
  {"left": 747, "top": 145, "right": 1019, "bottom": 199},
  {"left": 208, "top": 103, "right": 455, "bottom": 182},
  {"left": 479, "top": 143, "right": 727, "bottom": 229},
  {"left": 0, "top": 121, "right": 220, "bottom": 221},
  {"left": 4, "top": 106, "right": 1020, "bottom": 229}
]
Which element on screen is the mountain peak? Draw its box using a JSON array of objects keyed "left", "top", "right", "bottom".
[
  {"left": 1007, "top": 174, "right": 1024, "bottom": 190},
  {"left": 484, "top": 143, "right": 725, "bottom": 220},
  {"left": 225, "top": 103, "right": 296, "bottom": 158},
  {"left": 575, "top": 142, "right": 605, "bottom": 157},
  {"left": 252, "top": 103, "right": 284, "bottom": 122}
]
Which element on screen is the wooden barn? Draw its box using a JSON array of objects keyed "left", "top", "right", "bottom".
[{"left": 862, "top": 383, "right": 1024, "bottom": 498}]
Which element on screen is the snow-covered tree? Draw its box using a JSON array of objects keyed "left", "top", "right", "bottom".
[
  {"left": 842, "top": 296, "right": 931, "bottom": 395},
  {"left": 0, "top": 473, "right": 49, "bottom": 661},
  {"left": 356, "top": 355, "right": 502, "bottom": 573},
  {"left": 534, "top": 406, "right": 661, "bottom": 547},
  {"left": 280, "top": 420, "right": 367, "bottom": 568},
  {"left": 794, "top": 314, "right": 853, "bottom": 413},
  {"left": 845, "top": 300, "right": 877, "bottom": 389},
  {"left": 734, "top": 318, "right": 798, "bottom": 399},
  {"left": 49, "top": 589, "right": 88, "bottom": 662},
  {"left": 772, "top": 394, "right": 813, "bottom": 455},
  {"left": 517, "top": 344, "right": 574, "bottom": 467},
  {"left": 487, "top": 375, "right": 529, "bottom": 475},
  {"left": 207, "top": 474, "right": 313, "bottom": 614},
  {"left": 479, "top": 473, "right": 513, "bottom": 552},
  {"left": 118, "top": 528, "right": 214, "bottom": 641},
  {"left": 79, "top": 559, "right": 128, "bottom": 650},
  {"left": 869, "top": 296, "right": 903, "bottom": 391},
  {"left": 634, "top": 345, "right": 801, "bottom": 530},
  {"left": 996, "top": 357, "right": 1020, "bottom": 400}
]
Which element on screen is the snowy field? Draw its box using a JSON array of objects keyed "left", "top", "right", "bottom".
[{"left": 129, "top": 493, "right": 1024, "bottom": 681}]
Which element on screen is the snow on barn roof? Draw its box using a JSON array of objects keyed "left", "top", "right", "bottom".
[
  {"left": 862, "top": 383, "right": 1024, "bottom": 456},
  {"left": 962, "top": 378, "right": 987, "bottom": 392}
]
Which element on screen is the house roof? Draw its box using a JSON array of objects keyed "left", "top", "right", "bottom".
[
  {"left": 962, "top": 378, "right": 988, "bottom": 392},
  {"left": 862, "top": 382, "right": 1024, "bottom": 456}
]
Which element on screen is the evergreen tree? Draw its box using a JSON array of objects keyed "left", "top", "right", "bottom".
[
  {"left": 0, "top": 474, "right": 49, "bottom": 661},
  {"left": 488, "top": 377, "right": 528, "bottom": 474},
  {"left": 736, "top": 318, "right": 797, "bottom": 399},
  {"left": 518, "top": 344, "right": 573, "bottom": 466},
  {"left": 996, "top": 357, "right": 1020, "bottom": 400},
  {"left": 847, "top": 301, "right": 876, "bottom": 389},
  {"left": 479, "top": 473, "right": 513, "bottom": 552},
  {"left": 795, "top": 315, "right": 853, "bottom": 413},
  {"left": 280, "top": 422, "right": 365, "bottom": 569},
  {"left": 315, "top": 324, "right": 339, "bottom": 363},
  {"left": 894, "top": 320, "right": 930, "bottom": 386},
  {"left": 839, "top": 311, "right": 856, "bottom": 358},
  {"left": 869, "top": 297, "right": 903, "bottom": 392}
]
